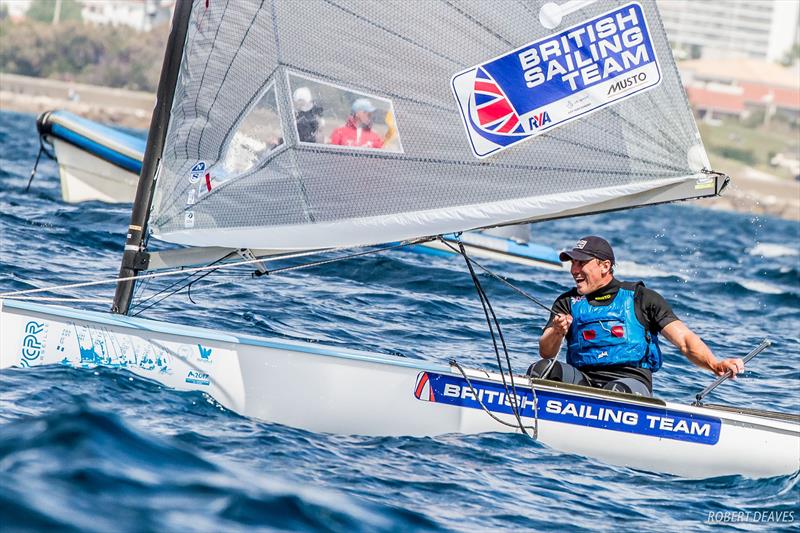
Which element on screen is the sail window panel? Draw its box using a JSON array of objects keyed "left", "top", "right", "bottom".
[
  {"left": 220, "top": 82, "right": 284, "bottom": 176},
  {"left": 288, "top": 73, "right": 403, "bottom": 152}
]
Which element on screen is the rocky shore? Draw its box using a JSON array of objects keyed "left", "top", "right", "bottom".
[{"left": 2, "top": 73, "right": 797, "bottom": 221}]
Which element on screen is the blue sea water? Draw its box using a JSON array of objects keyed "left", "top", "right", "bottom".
[{"left": 1, "top": 109, "right": 798, "bottom": 531}]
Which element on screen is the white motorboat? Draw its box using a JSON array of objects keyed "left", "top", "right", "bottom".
[{"left": 35, "top": 110, "right": 144, "bottom": 203}]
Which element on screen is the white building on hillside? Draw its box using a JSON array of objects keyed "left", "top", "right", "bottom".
[
  {"left": 3, "top": 0, "right": 33, "bottom": 22},
  {"left": 657, "top": 0, "right": 800, "bottom": 63},
  {"left": 81, "top": 0, "right": 174, "bottom": 32}
]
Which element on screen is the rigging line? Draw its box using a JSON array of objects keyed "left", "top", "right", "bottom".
[
  {"left": 2, "top": 296, "right": 113, "bottom": 303},
  {"left": 457, "top": 241, "right": 529, "bottom": 437},
  {"left": 437, "top": 237, "right": 555, "bottom": 316},
  {"left": 25, "top": 136, "right": 49, "bottom": 192},
  {"left": 0, "top": 237, "right": 437, "bottom": 300},
  {"left": 137, "top": 237, "right": 437, "bottom": 313},
  {"left": 0, "top": 248, "right": 328, "bottom": 298},
  {"left": 450, "top": 359, "right": 537, "bottom": 434},
  {"left": 252, "top": 238, "right": 435, "bottom": 277},
  {"left": 129, "top": 251, "right": 236, "bottom": 313},
  {"left": 132, "top": 264, "right": 222, "bottom": 316}
]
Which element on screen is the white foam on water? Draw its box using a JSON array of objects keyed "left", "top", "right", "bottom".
[
  {"left": 749, "top": 243, "right": 799, "bottom": 258},
  {"left": 739, "top": 280, "right": 784, "bottom": 295},
  {"left": 614, "top": 260, "right": 686, "bottom": 280}
]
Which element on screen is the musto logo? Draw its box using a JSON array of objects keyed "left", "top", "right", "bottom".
[
  {"left": 20, "top": 320, "right": 46, "bottom": 366},
  {"left": 607, "top": 72, "right": 648, "bottom": 95}
]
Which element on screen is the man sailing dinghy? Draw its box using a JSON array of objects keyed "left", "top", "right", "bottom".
[{"left": 1, "top": 1, "right": 798, "bottom": 479}]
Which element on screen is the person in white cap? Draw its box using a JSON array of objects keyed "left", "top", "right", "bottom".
[
  {"left": 292, "top": 87, "right": 324, "bottom": 143},
  {"left": 330, "top": 98, "right": 384, "bottom": 148}
]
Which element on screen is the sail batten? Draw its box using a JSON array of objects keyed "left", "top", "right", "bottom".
[{"left": 149, "top": 0, "right": 719, "bottom": 251}]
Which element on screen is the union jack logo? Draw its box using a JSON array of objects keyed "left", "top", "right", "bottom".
[
  {"left": 472, "top": 68, "right": 525, "bottom": 135},
  {"left": 414, "top": 372, "right": 436, "bottom": 402}
]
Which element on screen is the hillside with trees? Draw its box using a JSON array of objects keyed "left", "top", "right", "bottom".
[{"left": 0, "top": 17, "right": 168, "bottom": 92}]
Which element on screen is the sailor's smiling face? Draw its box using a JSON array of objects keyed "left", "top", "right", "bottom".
[{"left": 570, "top": 258, "right": 612, "bottom": 295}]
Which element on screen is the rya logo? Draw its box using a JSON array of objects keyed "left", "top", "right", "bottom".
[
  {"left": 575, "top": 239, "right": 587, "bottom": 249},
  {"left": 528, "top": 111, "right": 552, "bottom": 129}
]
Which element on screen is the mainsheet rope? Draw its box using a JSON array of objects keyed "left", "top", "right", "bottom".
[{"left": 454, "top": 238, "right": 544, "bottom": 439}]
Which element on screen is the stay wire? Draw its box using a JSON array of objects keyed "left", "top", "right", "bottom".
[
  {"left": 252, "top": 238, "right": 435, "bottom": 278},
  {"left": 130, "top": 238, "right": 437, "bottom": 314},
  {"left": 130, "top": 251, "right": 237, "bottom": 316},
  {"left": 457, "top": 240, "right": 530, "bottom": 438},
  {"left": 437, "top": 237, "right": 556, "bottom": 316},
  {"left": 0, "top": 238, "right": 435, "bottom": 301},
  {"left": 25, "top": 136, "right": 54, "bottom": 193}
]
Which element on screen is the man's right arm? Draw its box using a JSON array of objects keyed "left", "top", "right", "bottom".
[
  {"left": 539, "top": 295, "right": 572, "bottom": 358},
  {"left": 539, "top": 314, "right": 572, "bottom": 358}
]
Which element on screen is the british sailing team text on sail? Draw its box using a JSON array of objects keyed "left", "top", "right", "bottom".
[
  {"left": 442, "top": 383, "right": 713, "bottom": 437},
  {"left": 520, "top": 6, "right": 649, "bottom": 90}
]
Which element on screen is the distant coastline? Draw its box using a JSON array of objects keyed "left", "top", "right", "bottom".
[
  {"left": 1, "top": 73, "right": 797, "bottom": 221},
  {"left": 1, "top": 73, "right": 154, "bottom": 129}
]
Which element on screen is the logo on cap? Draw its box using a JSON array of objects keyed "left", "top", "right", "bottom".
[{"left": 575, "top": 240, "right": 587, "bottom": 249}]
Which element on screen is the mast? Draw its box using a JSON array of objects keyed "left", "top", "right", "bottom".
[{"left": 111, "top": 0, "right": 193, "bottom": 315}]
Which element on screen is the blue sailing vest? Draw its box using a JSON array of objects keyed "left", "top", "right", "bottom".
[{"left": 566, "top": 288, "right": 662, "bottom": 371}]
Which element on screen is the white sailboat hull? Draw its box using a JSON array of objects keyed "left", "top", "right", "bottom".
[
  {"left": 52, "top": 138, "right": 138, "bottom": 204},
  {"left": 2, "top": 299, "right": 797, "bottom": 479}
]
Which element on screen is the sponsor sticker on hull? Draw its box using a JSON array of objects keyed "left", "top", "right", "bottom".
[
  {"left": 414, "top": 372, "right": 720, "bottom": 445},
  {"left": 451, "top": 2, "right": 661, "bottom": 158}
]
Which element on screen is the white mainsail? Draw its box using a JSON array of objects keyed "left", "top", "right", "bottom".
[{"left": 147, "top": 0, "right": 721, "bottom": 251}]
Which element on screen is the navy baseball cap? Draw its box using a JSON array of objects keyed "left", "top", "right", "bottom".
[{"left": 559, "top": 236, "right": 615, "bottom": 264}]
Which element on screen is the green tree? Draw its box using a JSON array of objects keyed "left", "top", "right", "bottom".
[
  {"left": 0, "top": 19, "right": 167, "bottom": 92},
  {"left": 781, "top": 43, "right": 800, "bottom": 66},
  {"left": 26, "top": 0, "right": 83, "bottom": 24}
]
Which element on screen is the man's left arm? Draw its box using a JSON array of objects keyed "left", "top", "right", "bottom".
[
  {"left": 660, "top": 321, "right": 744, "bottom": 377},
  {"left": 639, "top": 286, "right": 744, "bottom": 377}
]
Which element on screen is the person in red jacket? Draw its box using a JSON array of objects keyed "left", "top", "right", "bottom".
[{"left": 330, "top": 98, "right": 384, "bottom": 149}]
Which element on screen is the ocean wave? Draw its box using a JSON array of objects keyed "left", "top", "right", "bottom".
[
  {"left": 749, "top": 243, "right": 800, "bottom": 258},
  {"left": 0, "top": 406, "right": 439, "bottom": 532},
  {"left": 614, "top": 260, "right": 687, "bottom": 280},
  {"left": 738, "top": 280, "right": 787, "bottom": 295}
]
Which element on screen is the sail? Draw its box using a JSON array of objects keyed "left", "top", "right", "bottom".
[{"left": 147, "top": 0, "right": 720, "bottom": 251}]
